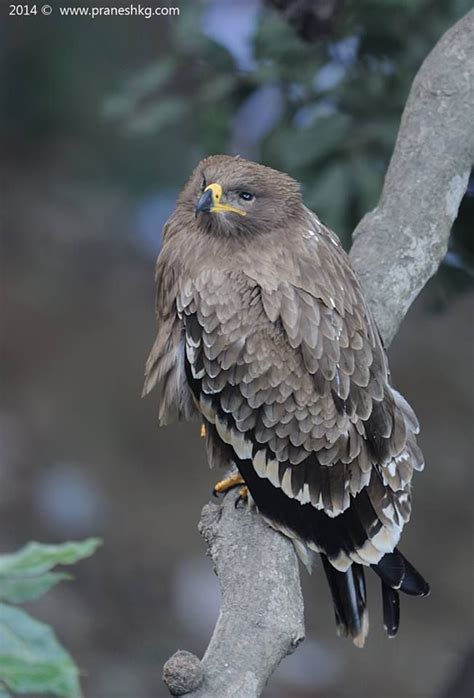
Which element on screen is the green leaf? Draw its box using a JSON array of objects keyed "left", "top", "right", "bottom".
[
  {"left": 123, "top": 58, "right": 176, "bottom": 100},
  {"left": 0, "top": 539, "right": 101, "bottom": 603},
  {"left": 102, "top": 58, "right": 177, "bottom": 121},
  {"left": 0, "top": 539, "right": 101, "bottom": 576},
  {"left": 305, "top": 162, "right": 351, "bottom": 242},
  {"left": 0, "top": 604, "right": 81, "bottom": 697},
  {"left": 266, "top": 113, "right": 352, "bottom": 172},
  {"left": 0, "top": 573, "right": 72, "bottom": 605},
  {"left": 351, "top": 155, "right": 383, "bottom": 213},
  {"left": 126, "top": 98, "right": 188, "bottom": 134}
]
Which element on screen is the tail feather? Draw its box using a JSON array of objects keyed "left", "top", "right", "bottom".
[
  {"left": 381, "top": 582, "right": 400, "bottom": 638},
  {"left": 373, "top": 547, "right": 430, "bottom": 597},
  {"left": 323, "top": 547, "right": 428, "bottom": 644},
  {"left": 321, "top": 555, "right": 368, "bottom": 647},
  {"left": 374, "top": 547, "right": 429, "bottom": 639}
]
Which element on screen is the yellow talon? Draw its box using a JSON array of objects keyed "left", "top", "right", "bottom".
[
  {"left": 213, "top": 472, "right": 245, "bottom": 494},
  {"left": 238, "top": 485, "right": 249, "bottom": 500},
  {"left": 200, "top": 423, "right": 207, "bottom": 438}
]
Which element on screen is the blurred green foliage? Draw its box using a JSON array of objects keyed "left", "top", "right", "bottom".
[
  {"left": 0, "top": 540, "right": 101, "bottom": 697},
  {"left": 101, "top": 1, "right": 471, "bottom": 242},
  {"left": 4, "top": 0, "right": 472, "bottom": 284}
]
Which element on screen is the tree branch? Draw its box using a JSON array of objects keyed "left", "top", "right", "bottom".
[
  {"left": 163, "top": 491, "right": 305, "bottom": 697},
  {"left": 162, "top": 10, "right": 474, "bottom": 697},
  {"left": 351, "top": 9, "right": 474, "bottom": 345}
]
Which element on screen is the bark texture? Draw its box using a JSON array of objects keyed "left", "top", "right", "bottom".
[
  {"left": 351, "top": 10, "right": 474, "bottom": 344},
  {"left": 163, "top": 491, "right": 304, "bottom": 697},
  {"left": 162, "top": 10, "right": 474, "bottom": 696}
]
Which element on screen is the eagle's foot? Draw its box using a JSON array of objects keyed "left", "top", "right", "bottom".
[
  {"left": 235, "top": 485, "right": 249, "bottom": 509},
  {"left": 200, "top": 423, "right": 207, "bottom": 438},
  {"left": 212, "top": 472, "right": 245, "bottom": 497}
]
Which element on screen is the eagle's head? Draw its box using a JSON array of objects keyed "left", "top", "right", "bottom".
[{"left": 178, "top": 154, "right": 304, "bottom": 237}]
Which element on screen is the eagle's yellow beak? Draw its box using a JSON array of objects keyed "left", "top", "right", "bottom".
[{"left": 196, "top": 183, "right": 247, "bottom": 216}]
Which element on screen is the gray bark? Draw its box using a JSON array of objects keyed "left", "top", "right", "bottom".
[
  {"left": 351, "top": 9, "right": 474, "bottom": 345},
  {"left": 162, "top": 10, "right": 474, "bottom": 697},
  {"left": 163, "top": 491, "right": 304, "bottom": 697}
]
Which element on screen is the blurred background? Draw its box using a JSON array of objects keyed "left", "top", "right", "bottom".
[{"left": 1, "top": 0, "right": 473, "bottom": 696}]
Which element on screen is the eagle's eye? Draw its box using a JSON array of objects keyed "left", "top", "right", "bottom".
[
  {"left": 200, "top": 176, "right": 207, "bottom": 191},
  {"left": 239, "top": 191, "right": 254, "bottom": 202}
]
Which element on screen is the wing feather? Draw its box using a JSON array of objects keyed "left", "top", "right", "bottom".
[
  {"left": 168, "top": 212, "right": 422, "bottom": 571},
  {"left": 143, "top": 239, "right": 195, "bottom": 424}
]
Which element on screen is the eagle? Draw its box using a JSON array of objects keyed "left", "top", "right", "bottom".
[{"left": 143, "top": 154, "right": 429, "bottom": 647}]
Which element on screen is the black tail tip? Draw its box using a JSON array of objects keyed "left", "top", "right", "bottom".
[
  {"left": 322, "top": 557, "right": 369, "bottom": 647},
  {"left": 382, "top": 583, "right": 400, "bottom": 638},
  {"left": 373, "top": 548, "right": 430, "bottom": 597}
]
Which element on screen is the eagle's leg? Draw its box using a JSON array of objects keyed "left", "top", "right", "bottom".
[
  {"left": 213, "top": 474, "right": 249, "bottom": 508},
  {"left": 213, "top": 472, "right": 245, "bottom": 496},
  {"left": 234, "top": 485, "right": 250, "bottom": 509},
  {"left": 237, "top": 485, "right": 249, "bottom": 500}
]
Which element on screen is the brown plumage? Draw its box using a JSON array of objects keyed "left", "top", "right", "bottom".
[{"left": 143, "top": 154, "right": 429, "bottom": 646}]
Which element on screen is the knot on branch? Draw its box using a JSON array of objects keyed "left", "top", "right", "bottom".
[
  {"left": 163, "top": 650, "right": 204, "bottom": 696},
  {"left": 163, "top": 490, "right": 305, "bottom": 697}
]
